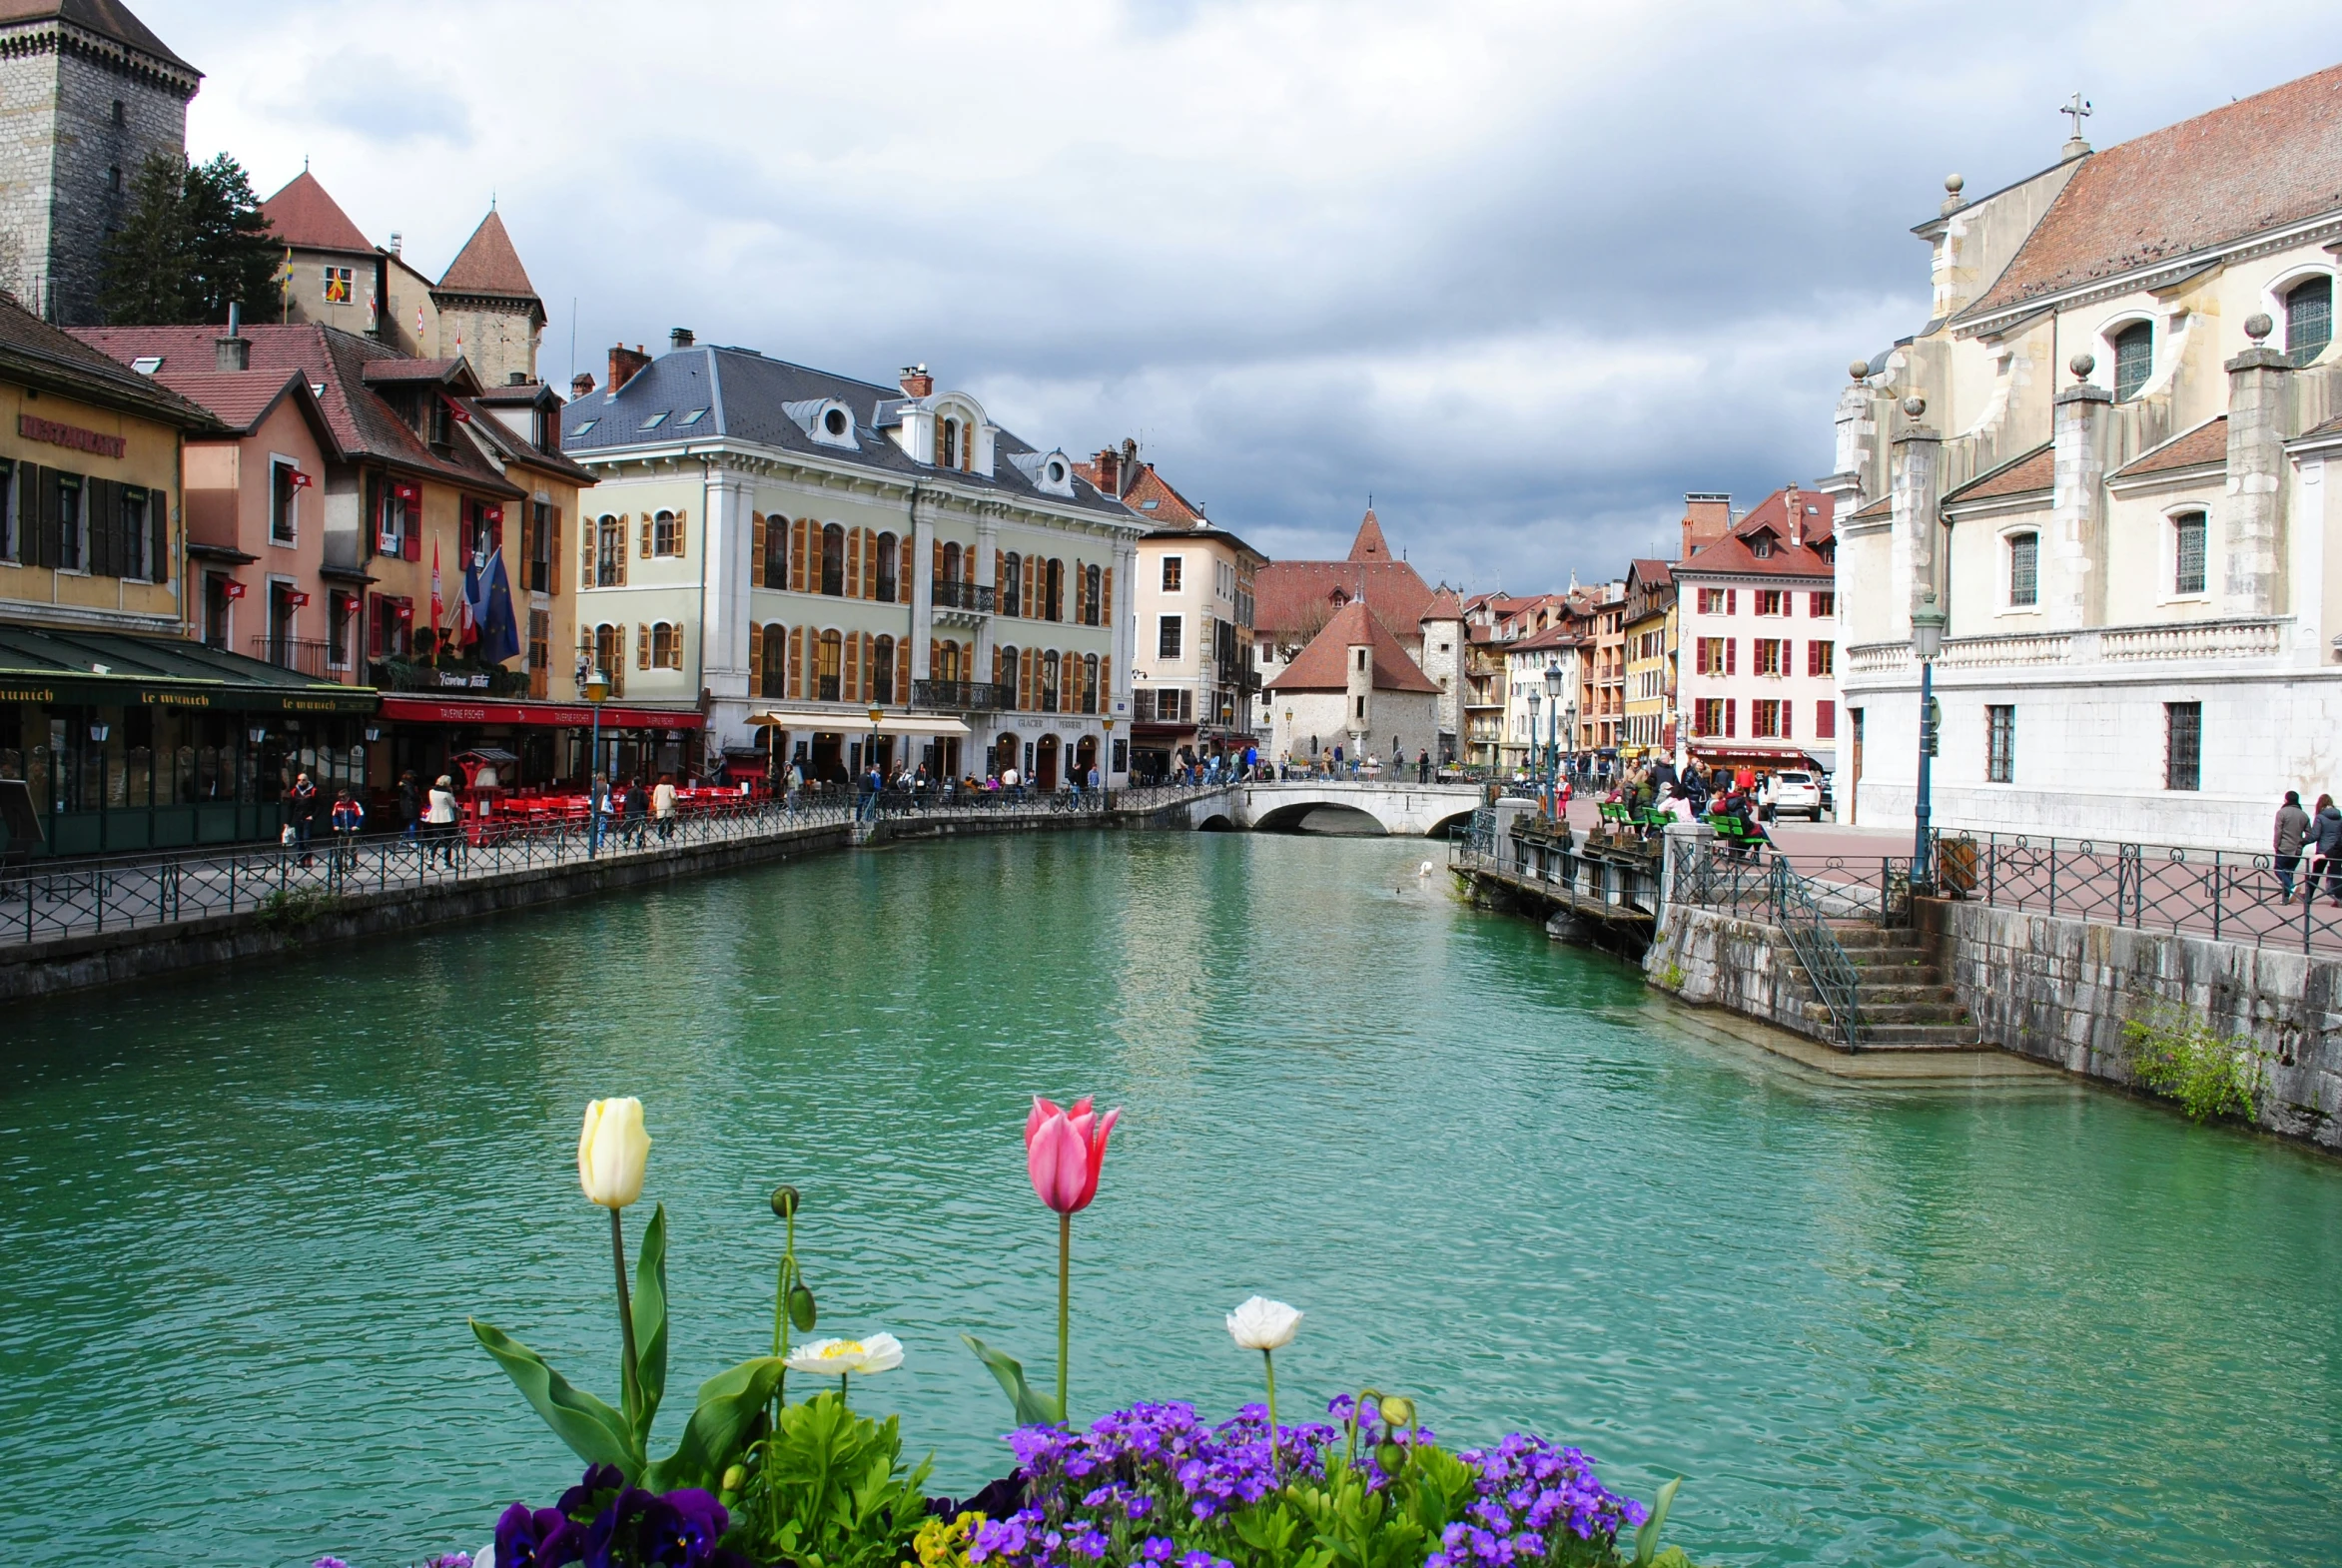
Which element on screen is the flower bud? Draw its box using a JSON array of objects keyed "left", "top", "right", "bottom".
[
  {"left": 770, "top": 1184, "right": 801, "bottom": 1219},
  {"left": 578, "top": 1099, "right": 650, "bottom": 1209},
  {"left": 1377, "top": 1395, "right": 1415, "bottom": 1429},
  {"left": 1375, "top": 1441, "right": 1408, "bottom": 1476},
  {"left": 788, "top": 1282, "right": 817, "bottom": 1332}
]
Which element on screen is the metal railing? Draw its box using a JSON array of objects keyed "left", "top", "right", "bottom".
[
  {"left": 1768, "top": 855, "right": 1865, "bottom": 1049},
  {"left": 1933, "top": 830, "right": 2342, "bottom": 953},
  {"left": 931, "top": 580, "right": 996, "bottom": 612},
  {"left": 0, "top": 798, "right": 855, "bottom": 950},
  {"left": 369, "top": 658, "right": 531, "bottom": 696},
  {"left": 910, "top": 679, "right": 1017, "bottom": 711},
  {"left": 249, "top": 636, "right": 355, "bottom": 681}
]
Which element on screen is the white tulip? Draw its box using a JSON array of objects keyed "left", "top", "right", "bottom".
[
  {"left": 577, "top": 1098, "right": 650, "bottom": 1209},
  {"left": 1225, "top": 1295, "right": 1302, "bottom": 1351},
  {"left": 783, "top": 1332, "right": 905, "bottom": 1376}
]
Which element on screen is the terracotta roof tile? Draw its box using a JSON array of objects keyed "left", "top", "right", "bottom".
[
  {"left": 436, "top": 210, "right": 538, "bottom": 300},
  {"left": 1942, "top": 442, "right": 2054, "bottom": 504},
  {"left": 1961, "top": 65, "right": 2342, "bottom": 320},
  {"left": 1675, "top": 487, "right": 1836, "bottom": 578},
  {"left": 2111, "top": 415, "right": 2227, "bottom": 478},
  {"left": 0, "top": 0, "right": 195, "bottom": 72},
  {"left": 259, "top": 171, "right": 374, "bottom": 255},
  {"left": 1265, "top": 598, "right": 1440, "bottom": 694},
  {"left": 1348, "top": 508, "right": 1391, "bottom": 561},
  {"left": 1077, "top": 457, "right": 1204, "bottom": 525},
  {"left": 1850, "top": 494, "right": 1893, "bottom": 520},
  {"left": 128, "top": 367, "right": 306, "bottom": 431},
  {"left": 0, "top": 295, "right": 222, "bottom": 430},
  {"left": 1254, "top": 557, "right": 1433, "bottom": 641},
  {"left": 1419, "top": 586, "right": 1465, "bottom": 621}
]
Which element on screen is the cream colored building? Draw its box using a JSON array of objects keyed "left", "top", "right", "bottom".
[
  {"left": 1830, "top": 66, "right": 2342, "bottom": 846},
  {"left": 561, "top": 341, "right": 1141, "bottom": 787}
]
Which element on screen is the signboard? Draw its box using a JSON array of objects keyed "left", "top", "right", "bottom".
[
  {"left": 18, "top": 412, "right": 126, "bottom": 460},
  {"left": 377, "top": 697, "right": 705, "bottom": 730}
]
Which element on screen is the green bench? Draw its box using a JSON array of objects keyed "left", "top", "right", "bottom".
[{"left": 1705, "top": 811, "right": 1766, "bottom": 855}]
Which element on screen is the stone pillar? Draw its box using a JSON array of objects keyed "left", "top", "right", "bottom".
[
  {"left": 2049, "top": 363, "right": 2112, "bottom": 631},
  {"left": 1345, "top": 636, "right": 1372, "bottom": 756},
  {"left": 1832, "top": 366, "right": 1884, "bottom": 502},
  {"left": 699, "top": 467, "right": 754, "bottom": 708},
  {"left": 1890, "top": 398, "right": 1942, "bottom": 637},
  {"left": 2222, "top": 314, "right": 2294, "bottom": 618},
  {"left": 972, "top": 515, "right": 1000, "bottom": 678},
  {"left": 910, "top": 496, "right": 936, "bottom": 681}
]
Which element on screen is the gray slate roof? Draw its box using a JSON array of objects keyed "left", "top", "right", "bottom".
[{"left": 560, "top": 347, "right": 1135, "bottom": 521}]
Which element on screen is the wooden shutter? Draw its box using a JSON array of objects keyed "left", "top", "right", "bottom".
[
  {"left": 1102, "top": 566, "right": 1112, "bottom": 624},
  {"left": 1725, "top": 638, "right": 1736, "bottom": 675},
  {"left": 581, "top": 513, "right": 596, "bottom": 588},
  {"left": 36, "top": 468, "right": 59, "bottom": 568},
  {"left": 673, "top": 507, "right": 688, "bottom": 559},
  {"left": 752, "top": 514, "right": 766, "bottom": 586},
  {"left": 1725, "top": 699, "right": 1736, "bottom": 738},
  {"left": 636, "top": 623, "right": 649, "bottom": 668},
  {"left": 544, "top": 506, "right": 560, "bottom": 596},
  {"left": 846, "top": 528, "right": 861, "bottom": 598},
  {"left": 748, "top": 621, "right": 764, "bottom": 689},
  {"left": 895, "top": 635, "right": 910, "bottom": 704},
  {"left": 787, "top": 517, "right": 804, "bottom": 591},
  {"left": 149, "top": 485, "right": 169, "bottom": 583},
  {"left": 615, "top": 521, "right": 628, "bottom": 584},
  {"left": 1782, "top": 701, "right": 1793, "bottom": 739},
  {"left": 842, "top": 631, "right": 860, "bottom": 701},
  {"left": 1100, "top": 656, "right": 1111, "bottom": 715},
  {"left": 639, "top": 513, "right": 652, "bottom": 556},
  {"left": 1022, "top": 554, "right": 1036, "bottom": 619},
  {"left": 860, "top": 632, "right": 875, "bottom": 697},
  {"left": 788, "top": 625, "right": 804, "bottom": 697},
  {"left": 81, "top": 477, "right": 110, "bottom": 577},
  {"left": 900, "top": 534, "right": 913, "bottom": 599},
  {"left": 1022, "top": 648, "right": 1037, "bottom": 709},
  {"left": 932, "top": 538, "right": 944, "bottom": 590}
]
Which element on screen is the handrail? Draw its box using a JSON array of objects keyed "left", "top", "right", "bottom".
[{"left": 1768, "top": 857, "right": 1865, "bottom": 1050}]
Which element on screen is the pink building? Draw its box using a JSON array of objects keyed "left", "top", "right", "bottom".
[{"left": 1672, "top": 485, "right": 1840, "bottom": 779}]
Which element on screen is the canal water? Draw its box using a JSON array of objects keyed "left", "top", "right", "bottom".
[{"left": 1, "top": 832, "right": 2336, "bottom": 1567}]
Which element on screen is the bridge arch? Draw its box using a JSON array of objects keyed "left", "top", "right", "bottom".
[
  {"left": 1252, "top": 801, "right": 1387, "bottom": 836},
  {"left": 1427, "top": 808, "right": 1478, "bottom": 840}
]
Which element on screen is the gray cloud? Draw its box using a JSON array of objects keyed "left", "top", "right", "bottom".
[{"left": 151, "top": 0, "right": 2333, "bottom": 591}]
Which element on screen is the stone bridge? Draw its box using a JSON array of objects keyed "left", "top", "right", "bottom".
[{"left": 1136, "top": 781, "right": 1484, "bottom": 837}]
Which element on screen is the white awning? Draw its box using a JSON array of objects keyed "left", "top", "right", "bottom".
[{"left": 749, "top": 710, "right": 972, "bottom": 737}]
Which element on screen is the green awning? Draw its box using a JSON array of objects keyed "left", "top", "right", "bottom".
[{"left": 0, "top": 626, "right": 378, "bottom": 715}]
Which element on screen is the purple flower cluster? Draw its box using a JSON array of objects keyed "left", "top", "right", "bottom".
[
  {"left": 493, "top": 1464, "right": 748, "bottom": 1568},
  {"left": 1424, "top": 1435, "right": 1645, "bottom": 1568}
]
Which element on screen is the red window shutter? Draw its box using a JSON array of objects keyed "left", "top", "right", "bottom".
[
  {"left": 402, "top": 520, "right": 420, "bottom": 561},
  {"left": 1726, "top": 639, "right": 1736, "bottom": 675},
  {"left": 1781, "top": 702, "right": 1793, "bottom": 738},
  {"left": 1726, "top": 699, "right": 1736, "bottom": 737},
  {"left": 1818, "top": 701, "right": 1836, "bottom": 739}
]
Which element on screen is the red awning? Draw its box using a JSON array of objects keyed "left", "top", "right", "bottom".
[
  {"left": 378, "top": 696, "right": 704, "bottom": 730},
  {"left": 1688, "top": 743, "right": 1817, "bottom": 763}
]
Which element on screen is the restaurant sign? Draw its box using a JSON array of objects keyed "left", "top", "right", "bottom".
[{"left": 18, "top": 413, "right": 126, "bottom": 459}]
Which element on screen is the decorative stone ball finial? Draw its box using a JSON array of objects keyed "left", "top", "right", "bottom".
[
  {"left": 1940, "top": 173, "right": 1966, "bottom": 216},
  {"left": 2069, "top": 352, "right": 2096, "bottom": 381},
  {"left": 1944, "top": 173, "right": 1964, "bottom": 196},
  {"left": 1902, "top": 395, "right": 1927, "bottom": 418},
  {"left": 1849, "top": 359, "right": 1872, "bottom": 382},
  {"left": 2244, "top": 313, "right": 2273, "bottom": 344}
]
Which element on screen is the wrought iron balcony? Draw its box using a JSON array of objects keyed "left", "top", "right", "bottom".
[
  {"left": 913, "top": 679, "right": 1017, "bottom": 711},
  {"left": 931, "top": 579, "right": 995, "bottom": 612},
  {"left": 369, "top": 657, "right": 531, "bottom": 696}
]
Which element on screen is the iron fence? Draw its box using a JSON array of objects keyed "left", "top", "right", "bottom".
[
  {"left": 1668, "top": 842, "right": 1914, "bottom": 927},
  {"left": 0, "top": 797, "right": 855, "bottom": 949},
  {"left": 1932, "top": 830, "right": 2342, "bottom": 953}
]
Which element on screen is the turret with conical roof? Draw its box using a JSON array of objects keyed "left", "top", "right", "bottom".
[{"left": 431, "top": 208, "right": 544, "bottom": 391}]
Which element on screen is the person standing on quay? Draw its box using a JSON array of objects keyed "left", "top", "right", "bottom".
[
  {"left": 2309, "top": 793, "right": 2342, "bottom": 908},
  {"left": 425, "top": 774, "right": 460, "bottom": 869},
  {"left": 285, "top": 770, "right": 319, "bottom": 867},
  {"left": 652, "top": 773, "right": 677, "bottom": 840},
  {"left": 2274, "top": 790, "right": 2311, "bottom": 902},
  {"left": 624, "top": 777, "right": 650, "bottom": 846},
  {"left": 330, "top": 788, "right": 365, "bottom": 872},
  {"left": 397, "top": 770, "right": 421, "bottom": 841}
]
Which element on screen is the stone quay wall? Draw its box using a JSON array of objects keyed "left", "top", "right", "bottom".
[
  {"left": 1920, "top": 899, "right": 2342, "bottom": 1151},
  {"left": 1643, "top": 904, "right": 1828, "bottom": 1041}
]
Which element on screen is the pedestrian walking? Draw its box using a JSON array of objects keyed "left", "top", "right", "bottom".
[
  {"left": 285, "top": 770, "right": 319, "bottom": 867},
  {"left": 652, "top": 773, "right": 678, "bottom": 840},
  {"left": 397, "top": 770, "right": 421, "bottom": 841},
  {"left": 2312, "top": 793, "right": 2342, "bottom": 908},
  {"left": 425, "top": 774, "right": 460, "bottom": 868},
  {"left": 2274, "top": 790, "right": 2311, "bottom": 902},
  {"left": 330, "top": 788, "right": 365, "bottom": 872},
  {"left": 624, "top": 777, "right": 650, "bottom": 846}
]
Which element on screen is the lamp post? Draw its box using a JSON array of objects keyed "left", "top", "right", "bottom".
[
  {"left": 1543, "top": 662, "right": 1565, "bottom": 819},
  {"left": 584, "top": 668, "right": 610, "bottom": 858},
  {"left": 1910, "top": 590, "right": 1947, "bottom": 890},
  {"left": 1525, "top": 686, "right": 1541, "bottom": 801}
]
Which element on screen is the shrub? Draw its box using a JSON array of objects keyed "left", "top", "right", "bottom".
[{"left": 2119, "top": 1006, "right": 2269, "bottom": 1123}]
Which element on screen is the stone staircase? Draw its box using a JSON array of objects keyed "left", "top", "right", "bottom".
[{"left": 1787, "top": 923, "right": 1980, "bottom": 1050}]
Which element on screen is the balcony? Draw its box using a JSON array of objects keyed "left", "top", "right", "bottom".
[
  {"left": 931, "top": 580, "right": 995, "bottom": 613},
  {"left": 369, "top": 656, "right": 531, "bottom": 696},
  {"left": 250, "top": 637, "right": 363, "bottom": 684},
  {"left": 912, "top": 678, "right": 1016, "bottom": 711}
]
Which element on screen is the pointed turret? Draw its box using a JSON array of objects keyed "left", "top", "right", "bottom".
[{"left": 1348, "top": 507, "right": 1391, "bottom": 562}]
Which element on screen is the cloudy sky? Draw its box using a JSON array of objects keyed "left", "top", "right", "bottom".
[{"left": 151, "top": 0, "right": 2321, "bottom": 590}]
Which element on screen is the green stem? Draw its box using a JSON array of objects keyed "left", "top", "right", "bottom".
[
  {"left": 610, "top": 1207, "right": 640, "bottom": 1436},
  {"left": 1057, "top": 1209, "right": 1072, "bottom": 1423},
  {"left": 1262, "top": 1349, "right": 1279, "bottom": 1479},
  {"left": 839, "top": 1372, "right": 849, "bottom": 1408}
]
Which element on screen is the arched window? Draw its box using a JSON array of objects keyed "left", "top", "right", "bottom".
[
  {"left": 650, "top": 621, "right": 680, "bottom": 669},
  {"left": 653, "top": 510, "right": 680, "bottom": 556},
  {"left": 2112, "top": 321, "right": 2154, "bottom": 400},
  {"left": 820, "top": 524, "right": 845, "bottom": 596},
  {"left": 940, "top": 417, "right": 963, "bottom": 470},
  {"left": 1042, "top": 650, "right": 1062, "bottom": 712},
  {"left": 2007, "top": 531, "right": 2039, "bottom": 608},
  {"left": 761, "top": 624, "right": 787, "bottom": 697},
  {"left": 872, "top": 635, "right": 896, "bottom": 703},
  {"left": 594, "top": 623, "right": 623, "bottom": 695},
  {"left": 2172, "top": 511, "right": 2208, "bottom": 596},
  {"left": 938, "top": 640, "right": 964, "bottom": 682},
  {"left": 1001, "top": 551, "right": 1022, "bottom": 616},
  {"left": 817, "top": 629, "right": 843, "bottom": 700},
  {"left": 1046, "top": 558, "right": 1064, "bottom": 620},
  {"left": 2287, "top": 276, "right": 2333, "bottom": 368},
  {"left": 1083, "top": 653, "right": 1100, "bottom": 714},
  {"left": 595, "top": 515, "right": 623, "bottom": 587},
  {"left": 1084, "top": 564, "right": 1102, "bottom": 625},
  {"left": 995, "top": 644, "right": 1015, "bottom": 704},
  {"left": 942, "top": 540, "right": 963, "bottom": 584},
  {"left": 763, "top": 516, "right": 788, "bottom": 588},
  {"left": 874, "top": 531, "right": 899, "bottom": 602}
]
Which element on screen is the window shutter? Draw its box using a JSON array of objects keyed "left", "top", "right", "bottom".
[
  {"left": 788, "top": 625, "right": 804, "bottom": 698},
  {"left": 862, "top": 631, "right": 876, "bottom": 696},
  {"left": 81, "top": 478, "right": 108, "bottom": 577},
  {"left": 1782, "top": 701, "right": 1793, "bottom": 739},
  {"left": 864, "top": 529, "right": 881, "bottom": 598},
  {"left": 1023, "top": 554, "right": 1037, "bottom": 618},
  {"left": 789, "top": 517, "right": 806, "bottom": 591},
  {"left": 150, "top": 485, "right": 170, "bottom": 583},
  {"left": 932, "top": 538, "right": 944, "bottom": 589},
  {"left": 843, "top": 630, "right": 861, "bottom": 701},
  {"left": 547, "top": 506, "right": 562, "bottom": 596},
  {"left": 1102, "top": 566, "right": 1113, "bottom": 624},
  {"left": 846, "top": 528, "right": 861, "bottom": 598},
  {"left": 1725, "top": 639, "right": 1736, "bottom": 675},
  {"left": 900, "top": 534, "right": 913, "bottom": 598},
  {"left": 748, "top": 621, "right": 764, "bottom": 688},
  {"left": 402, "top": 511, "right": 421, "bottom": 561},
  {"left": 636, "top": 623, "right": 649, "bottom": 669},
  {"left": 637, "top": 512, "right": 650, "bottom": 557},
  {"left": 751, "top": 514, "right": 767, "bottom": 586},
  {"left": 894, "top": 636, "right": 909, "bottom": 703},
  {"left": 36, "top": 468, "right": 59, "bottom": 568},
  {"left": 615, "top": 524, "right": 628, "bottom": 584},
  {"left": 672, "top": 508, "right": 687, "bottom": 559},
  {"left": 1100, "top": 655, "right": 1111, "bottom": 714},
  {"left": 1725, "top": 699, "right": 1736, "bottom": 737},
  {"left": 581, "top": 514, "right": 596, "bottom": 587}
]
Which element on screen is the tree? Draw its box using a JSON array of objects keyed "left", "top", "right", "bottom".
[{"left": 98, "top": 152, "right": 281, "bottom": 327}]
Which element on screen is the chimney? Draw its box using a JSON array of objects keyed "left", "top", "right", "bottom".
[
  {"left": 571, "top": 372, "right": 596, "bottom": 400},
  {"left": 1092, "top": 445, "right": 1122, "bottom": 498},
  {"left": 507, "top": 371, "right": 528, "bottom": 386},
  {"left": 1679, "top": 492, "right": 1731, "bottom": 558},
  {"left": 899, "top": 364, "right": 933, "bottom": 397},
  {"left": 669, "top": 327, "right": 694, "bottom": 350},
  {"left": 216, "top": 303, "right": 249, "bottom": 372},
  {"left": 389, "top": 231, "right": 402, "bottom": 256},
  {"left": 1120, "top": 436, "right": 1139, "bottom": 499},
  {"left": 608, "top": 343, "right": 650, "bottom": 393},
  {"left": 1783, "top": 483, "right": 1802, "bottom": 547}
]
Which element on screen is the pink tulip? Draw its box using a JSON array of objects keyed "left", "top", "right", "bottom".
[{"left": 1025, "top": 1095, "right": 1121, "bottom": 1214}]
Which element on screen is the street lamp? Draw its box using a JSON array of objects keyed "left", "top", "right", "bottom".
[
  {"left": 1525, "top": 686, "right": 1541, "bottom": 798},
  {"left": 1543, "top": 662, "right": 1565, "bottom": 818},
  {"left": 1910, "top": 589, "right": 1948, "bottom": 889},
  {"left": 585, "top": 667, "right": 610, "bottom": 858}
]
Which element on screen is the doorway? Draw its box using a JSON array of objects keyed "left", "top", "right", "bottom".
[
  {"left": 1035, "top": 734, "right": 1061, "bottom": 791},
  {"left": 1073, "top": 734, "right": 1099, "bottom": 785},
  {"left": 995, "top": 732, "right": 1020, "bottom": 780}
]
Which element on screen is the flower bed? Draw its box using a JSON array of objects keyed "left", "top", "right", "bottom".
[{"left": 322, "top": 1095, "right": 1706, "bottom": 1568}]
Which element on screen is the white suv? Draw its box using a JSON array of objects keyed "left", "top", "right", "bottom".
[{"left": 1766, "top": 770, "right": 1823, "bottom": 821}]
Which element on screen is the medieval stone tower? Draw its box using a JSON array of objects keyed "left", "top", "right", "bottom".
[{"left": 0, "top": 1, "right": 199, "bottom": 324}]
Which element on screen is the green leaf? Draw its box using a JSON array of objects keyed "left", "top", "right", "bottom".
[
  {"left": 959, "top": 1332, "right": 1065, "bottom": 1427},
  {"left": 1633, "top": 1475, "right": 1682, "bottom": 1568},
  {"left": 470, "top": 1317, "right": 641, "bottom": 1478},
  {"left": 645, "top": 1354, "right": 788, "bottom": 1494},
  {"left": 633, "top": 1202, "right": 670, "bottom": 1436}
]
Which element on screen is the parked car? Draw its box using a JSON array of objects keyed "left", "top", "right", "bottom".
[{"left": 1765, "top": 770, "right": 1823, "bottom": 821}]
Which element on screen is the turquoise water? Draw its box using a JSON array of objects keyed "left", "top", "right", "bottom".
[{"left": 0, "top": 832, "right": 2336, "bottom": 1567}]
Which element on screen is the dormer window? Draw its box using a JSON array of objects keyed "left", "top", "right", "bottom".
[
  {"left": 2286, "top": 276, "right": 2332, "bottom": 368},
  {"left": 2112, "top": 321, "right": 2153, "bottom": 400},
  {"left": 823, "top": 407, "right": 849, "bottom": 438},
  {"left": 1752, "top": 537, "right": 1774, "bottom": 559},
  {"left": 939, "top": 416, "right": 964, "bottom": 470},
  {"left": 641, "top": 411, "right": 668, "bottom": 429}
]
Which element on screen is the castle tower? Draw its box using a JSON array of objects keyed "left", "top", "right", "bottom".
[
  {"left": 0, "top": 0, "right": 200, "bottom": 324},
  {"left": 431, "top": 208, "right": 543, "bottom": 388}
]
